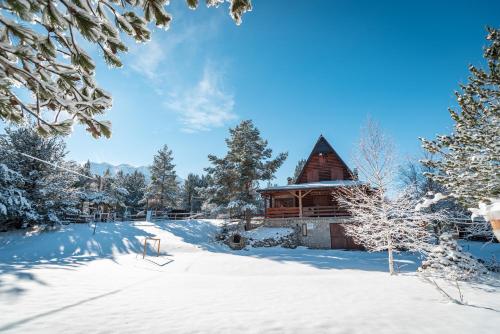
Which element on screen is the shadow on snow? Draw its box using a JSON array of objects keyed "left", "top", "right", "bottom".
[
  {"left": 3, "top": 219, "right": 498, "bottom": 298},
  {"left": 0, "top": 222, "right": 155, "bottom": 297},
  {"left": 153, "top": 219, "right": 422, "bottom": 273}
]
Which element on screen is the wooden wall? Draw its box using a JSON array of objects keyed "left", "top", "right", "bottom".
[{"left": 297, "top": 153, "right": 352, "bottom": 184}]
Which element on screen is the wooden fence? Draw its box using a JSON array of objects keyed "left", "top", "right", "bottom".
[{"left": 64, "top": 211, "right": 203, "bottom": 223}]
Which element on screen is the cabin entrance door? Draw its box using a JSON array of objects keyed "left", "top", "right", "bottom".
[
  {"left": 330, "top": 223, "right": 348, "bottom": 249},
  {"left": 330, "top": 224, "right": 363, "bottom": 250}
]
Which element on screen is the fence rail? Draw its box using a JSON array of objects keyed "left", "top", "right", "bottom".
[{"left": 64, "top": 211, "right": 203, "bottom": 223}]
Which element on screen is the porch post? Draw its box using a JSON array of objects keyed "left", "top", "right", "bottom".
[
  {"left": 264, "top": 195, "right": 268, "bottom": 218},
  {"left": 299, "top": 190, "right": 303, "bottom": 218}
]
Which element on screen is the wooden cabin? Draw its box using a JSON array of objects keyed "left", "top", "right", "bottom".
[
  {"left": 259, "top": 135, "right": 363, "bottom": 219},
  {"left": 258, "top": 135, "right": 364, "bottom": 249}
]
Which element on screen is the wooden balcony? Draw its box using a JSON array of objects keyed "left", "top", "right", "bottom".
[
  {"left": 302, "top": 206, "right": 350, "bottom": 217},
  {"left": 265, "top": 207, "right": 300, "bottom": 219},
  {"left": 265, "top": 206, "right": 350, "bottom": 219}
]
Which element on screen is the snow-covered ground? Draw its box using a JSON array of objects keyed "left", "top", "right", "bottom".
[{"left": 1, "top": 220, "right": 500, "bottom": 334}]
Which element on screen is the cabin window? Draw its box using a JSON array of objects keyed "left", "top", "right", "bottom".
[
  {"left": 275, "top": 198, "right": 294, "bottom": 208},
  {"left": 301, "top": 223, "right": 307, "bottom": 236}
]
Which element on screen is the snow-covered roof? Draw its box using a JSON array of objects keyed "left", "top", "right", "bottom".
[{"left": 258, "top": 180, "right": 365, "bottom": 192}]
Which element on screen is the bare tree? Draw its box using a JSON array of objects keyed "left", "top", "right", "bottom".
[
  {"left": 339, "top": 119, "right": 446, "bottom": 275},
  {"left": 398, "top": 154, "right": 469, "bottom": 237}
]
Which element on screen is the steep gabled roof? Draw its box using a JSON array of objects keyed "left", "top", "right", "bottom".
[{"left": 295, "top": 135, "right": 353, "bottom": 184}]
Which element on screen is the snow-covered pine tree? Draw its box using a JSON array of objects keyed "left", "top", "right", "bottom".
[
  {"left": 76, "top": 168, "right": 122, "bottom": 216},
  {"left": 74, "top": 160, "right": 108, "bottom": 215},
  {"left": 0, "top": 127, "right": 80, "bottom": 224},
  {"left": 180, "top": 173, "right": 206, "bottom": 212},
  {"left": 419, "top": 233, "right": 488, "bottom": 281},
  {"left": 0, "top": 163, "right": 35, "bottom": 229},
  {"left": 147, "top": 145, "right": 179, "bottom": 211},
  {"left": 0, "top": 0, "right": 252, "bottom": 137},
  {"left": 204, "top": 120, "right": 287, "bottom": 228},
  {"left": 420, "top": 27, "right": 500, "bottom": 208},
  {"left": 103, "top": 170, "right": 129, "bottom": 213},
  {"left": 121, "top": 171, "right": 147, "bottom": 213},
  {"left": 338, "top": 120, "right": 446, "bottom": 275}
]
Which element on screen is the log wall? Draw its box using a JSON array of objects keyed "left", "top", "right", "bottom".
[{"left": 297, "top": 153, "right": 352, "bottom": 184}]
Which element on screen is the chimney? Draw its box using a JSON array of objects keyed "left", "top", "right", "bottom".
[
  {"left": 352, "top": 168, "right": 359, "bottom": 180},
  {"left": 287, "top": 177, "right": 293, "bottom": 185}
]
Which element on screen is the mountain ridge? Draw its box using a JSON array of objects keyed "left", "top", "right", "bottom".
[
  {"left": 89, "top": 162, "right": 151, "bottom": 180},
  {"left": 88, "top": 162, "right": 184, "bottom": 184}
]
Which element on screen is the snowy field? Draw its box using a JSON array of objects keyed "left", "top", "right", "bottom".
[{"left": 1, "top": 220, "right": 500, "bottom": 334}]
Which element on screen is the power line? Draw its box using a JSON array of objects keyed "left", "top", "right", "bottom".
[{"left": 4, "top": 149, "right": 96, "bottom": 181}]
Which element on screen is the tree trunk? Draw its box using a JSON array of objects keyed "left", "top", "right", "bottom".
[
  {"left": 388, "top": 245, "right": 395, "bottom": 275},
  {"left": 386, "top": 232, "right": 396, "bottom": 275},
  {"left": 245, "top": 209, "right": 251, "bottom": 231}
]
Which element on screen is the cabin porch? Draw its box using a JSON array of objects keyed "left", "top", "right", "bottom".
[{"left": 262, "top": 189, "right": 350, "bottom": 219}]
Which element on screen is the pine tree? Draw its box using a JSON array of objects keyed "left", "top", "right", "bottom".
[
  {"left": 113, "top": 171, "right": 146, "bottom": 212},
  {"left": 0, "top": 163, "right": 35, "bottom": 229},
  {"left": 421, "top": 27, "right": 500, "bottom": 208},
  {"left": 419, "top": 233, "right": 488, "bottom": 281},
  {"left": 74, "top": 160, "right": 109, "bottom": 215},
  {"left": 0, "top": 127, "right": 80, "bottom": 224},
  {"left": 121, "top": 170, "right": 147, "bottom": 213},
  {"left": 292, "top": 158, "right": 306, "bottom": 183},
  {"left": 180, "top": 173, "right": 207, "bottom": 212},
  {"left": 75, "top": 160, "right": 95, "bottom": 192},
  {"left": 0, "top": 0, "right": 252, "bottom": 137},
  {"left": 147, "top": 145, "right": 179, "bottom": 210},
  {"left": 205, "top": 120, "right": 287, "bottom": 227},
  {"left": 104, "top": 170, "right": 129, "bottom": 212}
]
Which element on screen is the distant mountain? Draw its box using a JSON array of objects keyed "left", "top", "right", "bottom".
[
  {"left": 89, "top": 162, "right": 184, "bottom": 184},
  {"left": 89, "top": 162, "right": 151, "bottom": 180}
]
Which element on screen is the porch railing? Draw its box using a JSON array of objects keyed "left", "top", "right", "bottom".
[
  {"left": 265, "top": 207, "right": 300, "bottom": 219},
  {"left": 265, "top": 206, "right": 350, "bottom": 219},
  {"left": 302, "top": 206, "right": 350, "bottom": 217}
]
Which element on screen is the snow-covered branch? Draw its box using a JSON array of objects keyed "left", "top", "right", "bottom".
[{"left": 0, "top": 0, "right": 251, "bottom": 137}]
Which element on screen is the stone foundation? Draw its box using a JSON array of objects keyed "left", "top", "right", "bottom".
[{"left": 263, "top": 217, "right": 352, "bottom": 249}]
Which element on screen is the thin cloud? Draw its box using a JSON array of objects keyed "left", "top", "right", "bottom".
[
  {"left": 128, "top": 26, "right": 197, "bottom": 81},
  {"left": 126, "top": 14, "right": 237, "bottom": 133},
  {"left": 129, "top": 38, "right": 165, "bottom": 80},
  {"left": 127, "top": 13, "right": 221, "bottom": 82},
  {"left": 164, "top": 65, "right": 237, "bottom": 133}
]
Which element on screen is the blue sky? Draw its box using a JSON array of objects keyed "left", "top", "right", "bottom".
[{"left": 62, "top": 0, "right": 499, "bottom": 183}]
